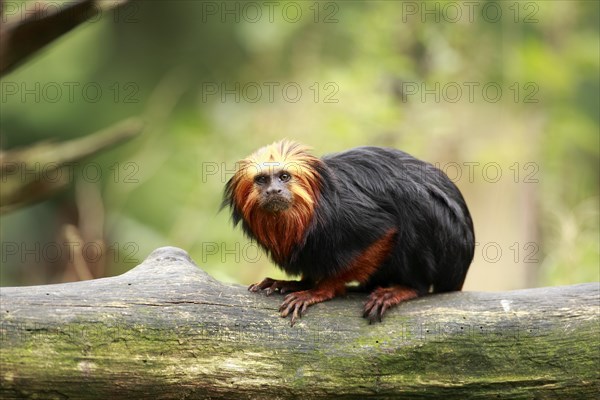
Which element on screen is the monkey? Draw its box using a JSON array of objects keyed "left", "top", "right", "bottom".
[{"left": 222, "top": 140, "right": 475, "bottom": 325}]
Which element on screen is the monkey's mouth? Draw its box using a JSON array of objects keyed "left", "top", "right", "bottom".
[{"left": 260, "top": 196, "right": 292, "bottom": 213}]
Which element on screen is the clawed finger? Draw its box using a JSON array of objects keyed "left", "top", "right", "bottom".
[
  {"left": 363, "top": 304, "right": 382, "bottom": 324},
  {"left": 363, "top": 298, "right": 378, "bottom": 315},
  {"left": 265, "top": 282, "right": 280, "bottom": 296},
  {"left": 279, "top": 286, "right": 290, "bottom": 294},
  {"left": 279, "top": 295, "right": 307, "bottom": 326},
  {"left": 291, "top": 306, "right": 301, "bottom": 326},
  {"left": 363, "top": 297, "right": 388, "bottom": 324},
  {"left": 279, "top": 294, "right": 298, "bottom": 316},
  {"left": 248, "top": 278, "right": 275, "bottom": 293}
]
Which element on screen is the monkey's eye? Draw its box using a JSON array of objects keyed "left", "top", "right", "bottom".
[
  {"left": 255, "top": 175, "right": 268, "bottom": 184},
  {"left": 279, "top": 173, "right": 291, "bottom": 182}
]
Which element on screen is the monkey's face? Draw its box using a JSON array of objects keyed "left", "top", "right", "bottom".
[
  {"left": 228, "top": 141, "right": 320, "bottom": 221},
  {"left": 253, "top": 170, "right": 294, "bottom": 212}
]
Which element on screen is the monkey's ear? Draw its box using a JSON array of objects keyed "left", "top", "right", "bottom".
[
  {"left": 220, "top": 178, "right": 235, "bottom": 211},
  {"left": 220, "top": 178, "right": 244, "bottom": 227}
]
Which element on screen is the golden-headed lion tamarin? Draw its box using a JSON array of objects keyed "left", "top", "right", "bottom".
[{"left": 223, "top": 140, "right": 475, "bottom": 325}]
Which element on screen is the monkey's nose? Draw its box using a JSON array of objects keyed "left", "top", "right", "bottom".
[{"left": 267, "top": 188, "right": 282, "bottom": 195}]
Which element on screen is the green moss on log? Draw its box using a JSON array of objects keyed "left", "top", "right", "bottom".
[{"left": 1, "top": 247, "right": 598, "bottom": 399}]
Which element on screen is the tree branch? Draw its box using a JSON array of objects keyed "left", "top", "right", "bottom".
[
  {"left": 0, "top": 0, "right": 129, "bottom": 76},
  {"left": 0, "top": 117, "right": 143, "bottom": 214},
  {"left": 0, "top": 247, "right": 598, "bottom": 399}
]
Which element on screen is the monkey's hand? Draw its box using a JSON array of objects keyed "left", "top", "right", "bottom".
[
  {"left": 363, "top": 286, "right": 419, "bottom": 324},
  {"left": 248, "top": 277, "right": 311, "bottom": 296},
  {"left": 279, "top": 287, "right": 338, "bottom": 326}
]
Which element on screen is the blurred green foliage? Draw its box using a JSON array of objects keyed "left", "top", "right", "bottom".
[{"left": 1, "top": 0, "right": 598, "bottom": 289}]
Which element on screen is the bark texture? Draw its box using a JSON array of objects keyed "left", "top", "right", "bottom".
[{"left": 1, "top": 247, "right": 598, "bottom": 399}]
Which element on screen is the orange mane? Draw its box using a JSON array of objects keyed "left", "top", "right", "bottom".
[{"left": 229, "top": 140, "right": 323, "bottom": 263}]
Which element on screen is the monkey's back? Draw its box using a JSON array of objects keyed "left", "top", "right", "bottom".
[{"left": 289, "top": 146, "right": 475, "bottom": 294}]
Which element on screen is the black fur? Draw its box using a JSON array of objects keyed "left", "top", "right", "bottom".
[{"left": 225, "top": 146, "right": 475, "bottom": 295}]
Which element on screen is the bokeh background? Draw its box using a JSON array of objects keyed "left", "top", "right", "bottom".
[{"left": 1, "top": 0, "right": 598, "bottom": 290}]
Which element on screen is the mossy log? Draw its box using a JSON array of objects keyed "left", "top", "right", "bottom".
[{"left": 1, "top": 247, "right": 598, "bottom": 399}]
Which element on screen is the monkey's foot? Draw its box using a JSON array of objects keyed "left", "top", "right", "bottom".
[
  {"left": 363, "top": 286, "right": 419, "bottom": 324},
  {"left": 279, "top": 289, "right": 336, "bottom": 326},
  {"left": 248, "top": 277, "right": 311, "bottom": 296}
]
